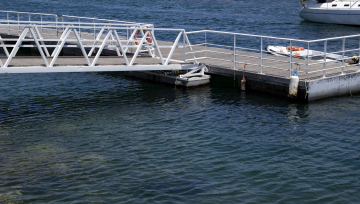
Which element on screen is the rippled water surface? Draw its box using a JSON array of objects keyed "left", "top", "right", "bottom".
[{"left": 1, "top": 0, "right": 360, "bottom": 203}]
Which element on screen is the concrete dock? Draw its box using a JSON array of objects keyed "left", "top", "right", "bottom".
[{"left": 1, "top": 12, "right": 360, "bottom": 102}]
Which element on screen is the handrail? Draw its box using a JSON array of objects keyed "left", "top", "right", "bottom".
[
  {"left": 185, "top": 30, "right": 360, "bottom": 79},
  {"left": 0, "top": 20, "right": 149, "bottom": 28},
  {"left": 0, "top": 23, "right": 196, "bottom": 69},
  {"left": 0, "top": 10, "right": 151, "bottom": 27},
  {"left": 1, "top": 10, "right": 360, "bottom": 79},
  {"left": 186, "top": 30, "right": 310, "bottom": 43},
  {"left": 0, "top": 10, "right": 58, "bottom": 17},
  {"left": 62, "top": 15, "right": 142, "bottom": 25},
  {"left": 304, "top": 0, "right": 360, "bottom": 9}
]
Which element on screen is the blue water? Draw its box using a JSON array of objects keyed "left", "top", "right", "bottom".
[{"left": 1, "top": 0, "right": 360, "bottom": 203}]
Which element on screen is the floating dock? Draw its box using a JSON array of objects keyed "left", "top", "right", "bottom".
[{"left": 1, "top": 11, "right": 360, "bottom": 102}]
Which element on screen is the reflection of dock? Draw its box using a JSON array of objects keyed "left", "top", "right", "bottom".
[{"left": 1, "top": 11, "right": 360, "bottom": 101}]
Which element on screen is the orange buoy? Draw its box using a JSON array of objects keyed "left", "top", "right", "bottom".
[
  {"left": 286, "top": 46, "right": 305, "bottom": 51},
  {"left": 134, "top": 26, "right": 152, "bottom": 45}
]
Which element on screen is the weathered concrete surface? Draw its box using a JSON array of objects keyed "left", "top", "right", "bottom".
[
  {"left": 308, "top": 72, "right": 360, "bottom": 101},
  {"left": 206, "top": 65, "right": 308, "bottom": 101}
]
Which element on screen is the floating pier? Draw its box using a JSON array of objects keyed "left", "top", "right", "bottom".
[{"left": 1, "top": 10, "right": 360, "bottom": 102}]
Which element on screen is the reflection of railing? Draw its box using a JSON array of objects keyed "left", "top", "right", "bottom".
[{"left": 185, "top": 30, "right": 360, "bottom": 79}]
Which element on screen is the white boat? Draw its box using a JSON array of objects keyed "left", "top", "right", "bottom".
[
  {"left": 300, "top": 0, "right": 360, "bottom": 25},
  {"left": 265, "top": 45, "right": 347, "bottom": 61}
]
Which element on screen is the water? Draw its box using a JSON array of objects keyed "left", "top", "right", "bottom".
[{"left": 1, "top": 0, "right": 360, "bottom": 203}]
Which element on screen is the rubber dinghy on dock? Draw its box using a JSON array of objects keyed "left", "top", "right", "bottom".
[{"left": 265, "top": 45, "right": 348, "bottom": 61}]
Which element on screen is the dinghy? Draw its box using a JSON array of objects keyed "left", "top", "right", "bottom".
[{"left": 265, "top": 45, "right": 347, "bottom": 61}]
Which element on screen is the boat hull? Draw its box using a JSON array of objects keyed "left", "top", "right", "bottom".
[{"left": 300, "top": 8, "right": 360, "bottom": 25}]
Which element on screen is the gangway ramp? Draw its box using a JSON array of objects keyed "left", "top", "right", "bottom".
[{"left": 0, "top": 11, "right": 203, "bottom": 75}]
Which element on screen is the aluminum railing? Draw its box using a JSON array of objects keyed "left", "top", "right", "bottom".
[
  {"left": 303, "top": 0, "right": 360, "bottom": 9},
  {"left": 185, "top": 30, "right": 360, "bottom": 79},
  {"left": 0, "top": 10, "right": 151, "bottom": 39},
  {"left": 1, "top": 11, "right": 360, "bottom": 79},
  {"left": 0, "top": 22, "right": 196, "bottom": 69}
]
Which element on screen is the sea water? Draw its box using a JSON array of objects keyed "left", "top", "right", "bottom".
[{"left": 1, "top": 0, "right": 360, "bottom": 203}]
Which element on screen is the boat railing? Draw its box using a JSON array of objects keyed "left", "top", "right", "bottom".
[
  {"left": 185, "top": 30, "right": 360, "bottom": 80},
  {"left": 303, "top": 0, "right": 360, "bottom": 9}
]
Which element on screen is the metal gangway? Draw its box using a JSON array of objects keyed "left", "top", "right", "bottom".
[
  {"left": 1, "top": 10, "right": 360, "bottom": 81},
  {"left": 0, "top": 10, "right": 205, "bottom": 76}
]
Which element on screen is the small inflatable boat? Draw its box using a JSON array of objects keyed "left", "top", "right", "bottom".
[{"left": 265, "top": 45, "right": 347, "bottom": 61}]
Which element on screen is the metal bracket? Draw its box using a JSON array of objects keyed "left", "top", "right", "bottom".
[{"left": 179, "top": 64, "right": 208, "bottom": 78}]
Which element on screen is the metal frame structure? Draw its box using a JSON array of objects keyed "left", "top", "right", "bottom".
[
  {"left": 0, "top": 18, "right": 201, "bottom": 73},
  {"left": 185, "top": 30, "right": 360, "bottom": 79},
  {"left": 1, "top": 10, "right": 360, "bottom": 80}
]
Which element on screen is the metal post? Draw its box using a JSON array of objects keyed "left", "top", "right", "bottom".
[
  {"left": 41, "top": 15, "right": 43, "bottom": 35},
  {"left": 205, "top": 31, "right": 207, "bottom": 62},
  {"left": 28, "top": 14, "right": 30, "bottom": 22},
  {"left": 359, "top": 37, "right": 360, "bottom": 72},
  {"left": 307, "top": 42, "right": 309, "bottom": 79},
  {"left": 127, "top": 24, "right": 129, "bottom": 42},
  {"left": 342, "top": 37, "right": 345, "bottom": 75},
  {"left": 78, "top": 18, "right": 81, "bottom": 38},
  {"left": 289, "top": 40, "right": 293, "bottom": 78},
  {"left": 261, "top": 37, "right": 263, "bottom": 74},
  {"left": 93, "top": 19, "right": 96, "bottom": 40},
  {"left": 56, "top": 16, "right": 58, "bottom": 38},
  {"left": 7, "top": 12, "right": 10, "bottom": 35},
  {"left": 183, "top": 30, "right": 186, "bottom": 62},
  {"left": 234, "top": 34, "right": 236, "bottom": 70},
  {"left": 17, "top": 13, "right": 20, "bottom": 36},
  {"left": 323, "top": 40, "right": 327, "bottom": 78}
]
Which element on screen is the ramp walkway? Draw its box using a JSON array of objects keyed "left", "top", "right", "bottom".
[{"left": 0, "top": 10, "right": 202, "bottom": 74}]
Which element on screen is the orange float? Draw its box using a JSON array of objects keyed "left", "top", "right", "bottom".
[
  {"left": 134, "top": 26, "right": 152, "bottom": 45},
  {"left": 286, "top": 46, "right": 305, "bottom": 51}
]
